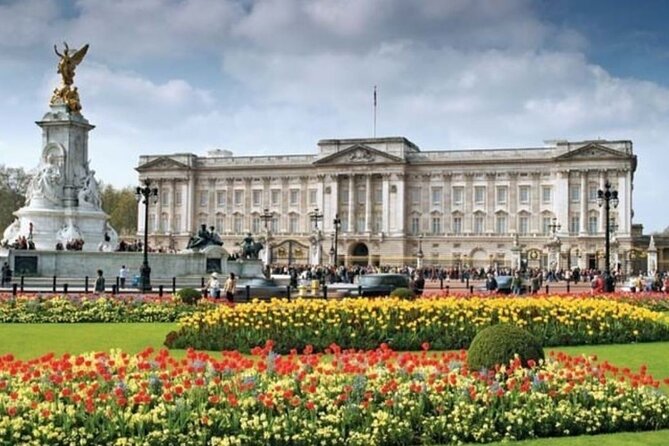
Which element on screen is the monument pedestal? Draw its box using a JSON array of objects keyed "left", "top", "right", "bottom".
[{"left": 2, "top": 103, "right": 117, "bottom": 251}]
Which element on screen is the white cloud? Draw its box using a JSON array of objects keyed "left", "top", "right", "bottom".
[{"left": 1, "top": 0, "right": 669, "bottom": 230}]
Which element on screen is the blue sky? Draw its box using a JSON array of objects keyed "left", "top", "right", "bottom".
[{"left": 1, "top": 0, "right": 668, "bottom": 232}]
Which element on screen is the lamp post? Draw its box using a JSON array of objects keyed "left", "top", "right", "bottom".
[
  {"left": 333, "top": 214, "right": 342, "bottom": 266},
  {"left": 260, "top": 208, "right": 273, "bottom": 232},
  {"left": 329, "top": 233, "right": 335, "bottom": 265},
  {"left": 308, "top": 208, "right": 324, "bottom": 265},
  {"left": 597, "top": 181, "right": 619, "bottom": 291},
  {"left": 417, "top": 234, "right": 424, "bottom": 269},
  {"left": 135, "top": 179, "right": 158, "bottom": 292}
]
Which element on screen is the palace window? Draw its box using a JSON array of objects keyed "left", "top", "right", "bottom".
[
  {"left": 216, "top": 191, "right": 226, "bottom": 207},
  {"left": 161, "top": 190, "right": 169, "bottom": 206},
  {"left": 474, "top": 186, "right": 485, "bottom": 205},
  {"left": 160, "top": 214, "right": 168, "bottom": 233},
  {"left": 308, "top": 189, "right": 317, "bottom": 206},
  {"left": 410, "top": 187, "right": 421, "bottom": 204},
  {"left": 588, "top": 215, "right": 598, "bottom": 235},
  {"left": 569, "top": 185, "right": 580, "bottom": 203},
  {"left": 541, "top": 186, "right": 552, "bottom": 204},
  {"left": 452, "top": 186, "right": 464, "bottom": 205},
  {"left": 234, "top": 190, "right": 244, "bottom": 206},
  {"left": 518, "top": 186, "right": 530, "bottom": 205},
  {"left": 215, "top": 214, "right": 225, "bottom": 233},
  {"left": 569, "top": 216, "right": 580, "bottom": 235},
  {"left": 496, "top": 186, "right": 507, "bottom": 205},
  {"left": 373, "top": 186, "right": 382, "bottom": 204},
  {"left": 174, "top": 214, "right": 181, "bottom": 232},
  {"left": 542, "top": 216, "right": 552, "bottom": 235},
  {"left": 474, "top": 215, "right": 485, "bottom": 234},
  {"left": 251, "top": 215, "right": 261, "bottom": 234},
  {"left": 289, "top": 189, "right": 299, "bottom": 206},
  {"left": 518, "top": 215, "right": 529, "bottom": 235},
  {"left": 431, "top": 217, "right": 441, "bottom": 234},
  {"left": 588, "top": 184, "right": 599, "bottom": 202},
  {"left": 252, "top": 190, "right": 262, "bottom": 207},
  {"left": 496, "top": 214, "right": 507, "bottom": 234},
  {"left": 174, "top": 190, "right": 182, "bottom": 206},
  {"left": 289, "top": 214, "right": 299, "bottom": 233},
  {"left": 411, "top": 217, "right": 420, "bottom": 235},
  {"left": 452, "top": 216, "right": 462, "bottom": 234},
  {"left": 199, "top": 191, "right": 208, "bottom": 207},
  {"left": 233, "top": 215, "right": 243, "bottom": 233},
  {"left": 431, "top": 187, "right": 443, "bottom": 206},
  {"left": 271, "top": 189, "right": 280, "bottom": 206}
]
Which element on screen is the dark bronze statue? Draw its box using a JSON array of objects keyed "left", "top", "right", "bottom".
[
  {"left": 186, "top": 224, "right": 223, "bottom": 250},
  {"left": 240, "top": 232, "right": 263, "bottom": 260}
]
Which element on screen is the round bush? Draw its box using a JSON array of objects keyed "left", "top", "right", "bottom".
[
  {"left": 467, "top": 324, "right": 544, "bottom": 370},
  {"left": 389, "top": 287, "right": 415, "bottom": 300},
  {"left": 176, "top": 288, "right": 202, "bottom": 305}
]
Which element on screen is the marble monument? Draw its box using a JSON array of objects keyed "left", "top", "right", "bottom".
[{"left": 1, "top": 43, "right": 117, "bottom": 252}]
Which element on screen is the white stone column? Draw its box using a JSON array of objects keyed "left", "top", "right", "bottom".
[
  {"left": 347, "top": 175, "right": 354, "bottom": 233},
  {"left": 155, "top": 179, "right": 163, "bottom": 234},
  {"left": 381, "top": 174, "right": 390, "bottom": 234},
  {"left": 226, "top": 178, "right": 234, "bottom": 234},
  {"left": 579, "top": 171, "right": 588, "bottom": 235},
  {"left": 531, "top": 173, "right": 540, "bottom": 234},
  {"left": 554, "top": 170, "right": 569, "bottom": 232},
  {"left": 169, "top": 179, "right": 176, "bottom": 233},
  {"left": 464, "top": 173, "right": 473, "bottom": 233},
  {"left": 509, "top": 173, "right": 518, "bottom": 232},
  {"left": 187, "top": 171, "right": 196, "bottom": 233},
  {"left": 443, "top": 173, "right": 451, "bottom": 233},
  {"left": 617, "top": 169, "right": 629, "bottom": 235},
  {"left": 396, "top": 172, "right": 406, "bottom": 234},
  {"left": 329, "top": 174, "right": 339, "bottom": 231},
  {"left": 486, "top": 173, "right": 495, "bottom": 234},
  {"left": 365, "top": 174, "right": 372, "bottom": 232}
]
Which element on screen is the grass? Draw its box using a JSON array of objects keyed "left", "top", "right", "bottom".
[{"left": 0, "top": 323, "right": 667, "bottom": 445}]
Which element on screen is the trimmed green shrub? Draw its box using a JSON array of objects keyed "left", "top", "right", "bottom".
[
  {"left": 389, "top": 287, "right": 415, "bottom": 300},
  {"left": 176, "top": 288, "right": 202, "bottom": 305},
  {"left": 467, "top": 324, "right": 544, "bottom": 370}
]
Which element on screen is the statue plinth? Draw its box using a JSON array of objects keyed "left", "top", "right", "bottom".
[{"left": 2, "top": 105, "right": 116, "bottom": 252}]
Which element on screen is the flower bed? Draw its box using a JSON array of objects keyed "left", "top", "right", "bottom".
[
  {"left": 0, "top": 345, "right": 667, "bottom": 445},
  {"left": 167, "top": 297, "right": 669, "bottom": 352},
  {"left": 0, "top": 294, "right": 217, "bottom": 323}
]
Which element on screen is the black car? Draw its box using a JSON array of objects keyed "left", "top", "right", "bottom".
[
  {"left": 358, "top": 273, "right": 411, "bottom": 297},
  {"left": 495, "top": 275, "right": 528, "bottom": 295},
  {"left": 235, "top": 278, "right": 289, "bottom": 301}
]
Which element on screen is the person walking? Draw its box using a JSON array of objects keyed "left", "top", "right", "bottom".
[
  {"left": 119, "top": 265, "right": 128, "bottom": 289},
  {"left": 207, "top": 272, "right": 221, "bottom": 299},
  {"left": 94, "top": 269, "right": 106, "bottom": 294},
  {"left": 413, "top": 272, "right": 425, "bottom": 296},
  {"left": 223, "top": 272, "right": 237, "bottom": 303},
  {"left": 1, "top": 262, "right": 10, "bottom": 287}
]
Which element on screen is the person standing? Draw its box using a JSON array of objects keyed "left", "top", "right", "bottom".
[
  {"left": 223, "top": 272, "right": 237, "bottom": 303},
  {"left": 485, "top": 273, "right": 498, "bottom": 294},
  {"left": 94, "top": 269, "right": 105, "bottom": 294},
  {"left": 413, "top": 272, "right": 426, "bottom": 296},
  {"left": 207, "top": 272, "right": 221, "bottom": 299},
  {"left": 119, "top": 265, "right": 128, "bottom": 289}
]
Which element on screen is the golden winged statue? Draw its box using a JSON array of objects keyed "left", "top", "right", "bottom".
[{"left": 50, "top": 42, "right": 89, "bottom": 113}]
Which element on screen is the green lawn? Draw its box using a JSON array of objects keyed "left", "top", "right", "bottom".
[{"left": 0, "top": 323, "right": 667, "bottom": 445}]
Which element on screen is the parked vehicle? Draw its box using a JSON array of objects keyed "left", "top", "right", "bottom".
[
  {"left": 495, "top": 275, "right": 529, "bottom": 295},
  {"left": 235, "top": 278, "right": 288, "bottom": 301},
  {"left": 328, "top": 273, "right": 411, "bottom": 297}
]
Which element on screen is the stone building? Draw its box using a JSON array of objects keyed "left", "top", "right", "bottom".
[{"left": 136, "top": 136, "right": 639, "bottom": 271}]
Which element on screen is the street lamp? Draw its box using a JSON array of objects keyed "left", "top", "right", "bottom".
[
  {"left": 329, "top": 233, "right": 335, "bottom": 264},
  {"left": 135, "top": 179, "right": 158, "bottom": 292},
  {"left": 333, "top": 214, "right": 342, "bottom": 266},
  {"left": 309, "top": 208, "right": 323, "bottom": 230},
  {"left": 548, "top": 217, "right": 561, "bottom": 237},
  {"left": 417, "top": 234, "right": 424, "bottom": 269},
  {"left": 260, "top": 208, "right": 274, "bottom": 232},
  {"left": 597, "top": 181, "right": 619, "bottom": 291}
]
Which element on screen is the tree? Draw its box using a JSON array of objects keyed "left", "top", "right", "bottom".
[
  {"left": 0, "top": 165, "right": 30, "bottom": 231},
  {"left": 100, "top": 185, "right": 138, "bottom": 236}
]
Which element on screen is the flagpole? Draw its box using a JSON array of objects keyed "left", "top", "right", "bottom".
[{"left": 373, "top": 85, "right": 377, "bottom": 138}]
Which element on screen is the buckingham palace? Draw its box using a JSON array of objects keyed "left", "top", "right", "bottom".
[{"left": 136, "top": 136, "right": 638, "bottom": 270}]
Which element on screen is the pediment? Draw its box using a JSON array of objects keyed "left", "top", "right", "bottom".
[
  {"left": 555, "top": 143, "right": 629, "bottom": 161},
  {"left": 136, "top": 156, "right": 190, "bottom": 172},
  {"left": 313, "top": 144, "right": 406, "bottom": 165}
]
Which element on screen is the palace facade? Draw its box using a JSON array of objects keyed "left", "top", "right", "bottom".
[{"left": 136, "top": 136, "right": 642, "bottom": 271}]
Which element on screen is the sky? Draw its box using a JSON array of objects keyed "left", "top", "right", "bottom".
[{"left": 1, "top": 0, "right": 669, "bottom": 231}]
